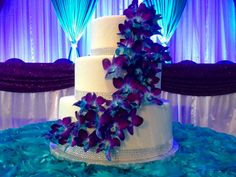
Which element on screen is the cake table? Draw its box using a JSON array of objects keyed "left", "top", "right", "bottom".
[{"left": 0, "top": 121, "right": 236, "bottom": 177}]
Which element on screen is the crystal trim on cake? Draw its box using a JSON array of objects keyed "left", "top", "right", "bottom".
[
  {"left": 91, "top": 47, "right": 116, "bottom": 56},
  {"left": 75, "top": 90, "right": 113, "bottom": 100},
  {"left": 50, "top": 140, "right": 177, "bottom": 165}
]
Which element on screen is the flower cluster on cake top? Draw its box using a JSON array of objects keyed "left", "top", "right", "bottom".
[{"left": 49, "top": 0, "right": 171, "bottom": 161}]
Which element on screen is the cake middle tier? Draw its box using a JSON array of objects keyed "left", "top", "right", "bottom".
[
  {"left": 91, "top": 15, "right": 126, "bottom": 56},
  {"left": 75, "top": 56, "right": 116, "bottom": 100}
]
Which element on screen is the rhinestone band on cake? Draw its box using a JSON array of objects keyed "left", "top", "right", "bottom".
[
  {"left": 50, "top": 140, "right": 178, "bottom": 165},
  {"left": 75, "top": 90, "right": 113, "bottom": 100},
  {"left": 91, "top": 47, "right": 117, "bottom": 56}
]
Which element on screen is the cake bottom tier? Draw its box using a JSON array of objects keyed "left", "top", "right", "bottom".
[
  {"left": 50, "top": 140, "right": 178, "bottom": 165},
  {"left": 55, "top": 95, "right": 175, "bottom": 165}
]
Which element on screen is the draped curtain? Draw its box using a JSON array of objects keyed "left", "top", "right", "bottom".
[
  {"left": 51, "top": 0, "right": 98, "bottom": 62},
  {"left": 143, "top": 0, "right": 187, "bottom": 46},
  {"left": 0, "top": 0, "right": 235, "bottom": 63},
  {"left": 169, "top": 0, "right": 236, "bottom": 63},
  {"left": 0, "top": 0, "right": 70, "bottom": 62}
]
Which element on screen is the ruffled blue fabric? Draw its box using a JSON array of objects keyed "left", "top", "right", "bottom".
[{"left": 0, "top": 122, "right": 236, "bottom": 177}]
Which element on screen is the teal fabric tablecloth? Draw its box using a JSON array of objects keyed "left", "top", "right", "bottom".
[{"left": 0, "top": 121, "right": 236, "bottom": 177}]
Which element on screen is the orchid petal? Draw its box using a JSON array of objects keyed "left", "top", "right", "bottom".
[
  {"left": 131, "top": 115, "right": 143, "bottom": 127},
  {"left": 86, "top": 121, "right": 96, "bottom": 128},
  {"left": 78, "top": 129, "right": 88, "bottom": 140},
  {"left": 117, "top": 119, "right": 130, "bottom": 129},
  {"left": 73, "top": 100, "right": 85, "bottom": 107},
  {"left": 96, "top": 96, "right": 106, "bottom": 105},
  {"left": 62, "top": 117, "right": 71, "bottom": 126},
  {"left": 100, "top": 112, "right": 112, "bottom": 125},
  {"left": 96, "top": 143, "right": 104, "bottom": 153},
  {"left": 60, "top": 128, "right": 72, "bottom": 139},
  {"left": 78, "top": 114, "right": 85, "bottom": 124},
  {"left": 71, "top": 137, "right": 77, "bottom": 147},
  {"left": 123, "top": 8, "right": 134, "bottom": 19},
  {"left": 127, "top": 93, "right": 141, "bottom": 102},
  {"left": 127, "top": 126, "right": 134, "bottom": 135},
  {"left": 113, "top": 55, "right": 126, "bottom": 67},
  {"left": 85, "top": 110, "right": 97, "bottom": 122},
  {"left": 102, "top": 58, "right": 111, "bottom": 70},
  {"left": 58, "top": 137, "right": 67, "bottom": 145},
  {"left": 85, "top": 93, "right": 93, "bottom": 103},
  {"left": 105, "top": 149, "right": 112, "bottom": 161},
  {"left": 152, "top": 88, "right": 161, "bottom": 96},
  {"left": 152, "top": 98, "right": 163, "bottom": 105},
  {"left": 118, "top": 24, "right": 125, "bottom": 33},
  {"left": 163, "top": 53, "right": 172, "bottom": 62},
  {"left": 113, "top": 77, "right": 123, "bottom": 89},
  {"left": 110, "top": 138, "right": 121, "bottom": 148},
  {"left": 50, "top": 123, "right": 61, "bottom": 133},
  {"left": 133, "top": 40, "right": 143, "bottom": 52},
  {"left": 118, "top": 130, "right": 125, "bottom": 141},
  {"left": 89, "top": 131, "right": 100, "bottom": 147},
  {"left": 151, "top": 77, "right": 160, "bottom": 85},
  {"left": 99, "top": 106, "right": 106, "bottom": 112}
]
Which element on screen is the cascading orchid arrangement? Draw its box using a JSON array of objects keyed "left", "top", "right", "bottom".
[{"left": 49, "top": 0, "right": 171, "bottom": 161}]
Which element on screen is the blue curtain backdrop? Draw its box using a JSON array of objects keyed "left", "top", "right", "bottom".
[
  {"left": 51, "top": 0, "right": 98, "bottom": 62},
  {"left": 143, "top": 0, "right": 187, "bottom": 46},
  {"left": 169, "top": 0, "right": 236, "bottom": 63},
  {"left": 0, "top": 0, "right": 235, "bottom": 63}
]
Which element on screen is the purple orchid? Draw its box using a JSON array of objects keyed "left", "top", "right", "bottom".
[
  {"left": 74, "top": 93, "right": 109, "bottom": 114},
  {"left": 96, "top": 137, "right": 121, "bottom": 161},
  {"left": 50, "top": 117, "right": 79, "bottom": 145},
  {"left": 118, "top": 20, "right": 133, "bottom": 38},
  {"left": 118, "top": 38, "right": 135, "bottom": 48},
  {"left": 124, "top": 109, "right": 144, "bottom": 135},
  {"left": 109, "top": 94, "right": 132, "bottom": 112},
  {"left": 136, "top": 3, "right": 156, "bottom": 22},
  {"left": 102, "top": 55, "right": 128, "bottom": 79},
  {"left": 87, "top": 130, "right": 101, "bottom": 148},
  {"left": 97, "top": 117, "right": 128, "bottom": 141},
  {"left": 96, "top": 109, "right": 132, "bottom": 161},
  {"left": 71, "top": 129, "right": 88, "bottom": 147},
  {"left": 127, "top": 92, "right": 143, "bottom": 109},
  {"left": 143, "top": 90, "right": 163, "bottom": 105},
  {"left": 113, "top": 76, "right": 139, "bottom": 94},
  {"left": 123, "top": 0, "right": 138, "bottom": 20}
]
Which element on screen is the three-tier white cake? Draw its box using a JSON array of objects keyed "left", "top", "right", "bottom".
[{"left": 52, "top": 16, "right": 175, "bottom": 165}]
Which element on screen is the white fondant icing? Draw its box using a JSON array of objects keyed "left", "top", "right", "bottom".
[
  {"left": 74, "top": 56, "right": 115, "bottom": 100},
  {"left": 91, "top": 16, "right": 126, "bottom": 55},
  {"left": 59, "top": 96, "right": 78, "bottom": 120}
]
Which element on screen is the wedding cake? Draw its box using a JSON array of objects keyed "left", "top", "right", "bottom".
[{"left": 50, "top": 2, "right": 176, "bottom": 165}]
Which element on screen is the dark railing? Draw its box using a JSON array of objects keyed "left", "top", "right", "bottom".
[
  {"left": 0, "top": 59, "right": 74, "bottom": 93},
  {"left": 0, "top": 59, "right": 236, "bottom": 96}
]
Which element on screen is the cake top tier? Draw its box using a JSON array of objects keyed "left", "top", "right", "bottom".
[{"left": 91, "top": 15, "right": 126, "bottom": 56}]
